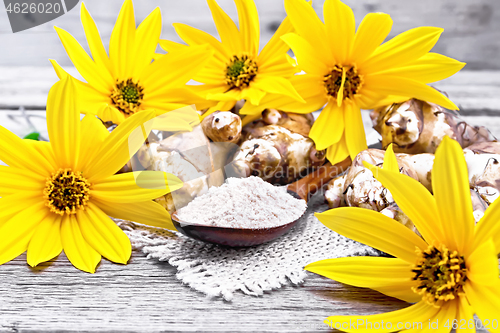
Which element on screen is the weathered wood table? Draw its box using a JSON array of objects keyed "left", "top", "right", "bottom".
[{"left": 0, "top": 68, "right": 499, "bottom": 332}]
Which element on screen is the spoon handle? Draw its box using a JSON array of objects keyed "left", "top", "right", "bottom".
[{"left": 287, "top": 158, "right": 351, "bottom": 202}]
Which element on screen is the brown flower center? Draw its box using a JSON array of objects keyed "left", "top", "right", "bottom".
[
  {"left": 323, "top": 65, "right": 363, "bottom": 101},
  {"left": 225, "top": 55, "right": 258, "bottom": 89},
  {"left": 44, "top": 169, "right": 91, "bottom": 215},
  {"left": 411, "top": 244, "right": 467, "bottom": 307},
  {"left": 110, "top": 79, "right": 145, "bottom": 115}
]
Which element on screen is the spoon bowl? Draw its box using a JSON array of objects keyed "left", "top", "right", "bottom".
[{"left": 172, "top": 212, "right": 301, "bottom": 247}]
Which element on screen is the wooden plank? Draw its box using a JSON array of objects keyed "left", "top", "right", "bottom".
[
  {"left": 0, "top": 252, "right": 493, "bottom": 332},
  {"left": 1, "top": 67, "right": 500, "bottom": 114},
  {"left": 0, "top": 0, "right": 499, "bottom": 69},
  {"left": 0, "top": 252, "right": 413, "bottom": 333}
]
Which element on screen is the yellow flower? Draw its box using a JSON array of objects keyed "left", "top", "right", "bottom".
[
  {"left": 50, "top": 0, "right": 214, "bottom": 124},
  {"left": 382, "top": 143, "right": 398, "bottom": 173},
  {"left": 0, "top": 76, "right": 183, "bottom": 273},
  {"left": 307, "top": 136, "right": 500, "bottom": 331},
  {"left": 160, "top": 0, "right": 305, "bottom": 117},
  {"left": 246, "top": 0, "right": 465, "bottom": 165}
]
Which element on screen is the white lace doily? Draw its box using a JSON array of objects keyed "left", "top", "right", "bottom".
[{"left": 117, "top": 192, "right": 378, "bottom": 301}]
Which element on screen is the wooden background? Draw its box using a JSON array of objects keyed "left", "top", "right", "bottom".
[{"left": 0, "top": 0, "right": 499, "bottom": 69}]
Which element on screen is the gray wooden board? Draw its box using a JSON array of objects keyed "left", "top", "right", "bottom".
[
  {"left": 1, "top": 67, "right": 500, "bottom": 112},
  {"left": 0, "top": 0, "right": 499, "bottom": 69},
  {"left": 0, "top": 253, "right": 493, "bottom": 333},
  {"left": 0, "top": 253, "right": 453, "bottom": 333}
]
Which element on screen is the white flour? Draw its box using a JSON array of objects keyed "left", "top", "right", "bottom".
[{"left": 176, "top": 177, "right": 307, "bottom": 229}]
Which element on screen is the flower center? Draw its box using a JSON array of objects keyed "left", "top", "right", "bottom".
[
  {"left": 225, "top": 55, "right": 258, "bottom": 89},
  {"left": 44, "top": 169, "right": 91, "bottom": 215},
  {"left": 110, "top": 79, "right": 145, "bottom": 115},
  {"left": 323, "top": 65, "right": 363, "bottom": 101},
  {"left": 411, "top": 244, "right": 467, "bottom": 307}
]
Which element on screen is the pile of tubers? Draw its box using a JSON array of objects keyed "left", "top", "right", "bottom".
[{"left": 326, "top": 98, "right": 500, "bottom": 230}]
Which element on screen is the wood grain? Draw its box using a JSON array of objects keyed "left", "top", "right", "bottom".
[
  {"left": 0, "top": 252, "right": 409, "bottom": 333},
  {"left": 1, "top": 67, "right": 500, "bottom": 113},
  {"left": 0, "top": 0, "right": 499, "bottom": 69}
]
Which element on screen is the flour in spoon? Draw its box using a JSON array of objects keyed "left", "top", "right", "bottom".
[{"left": 176, "top": 176, "right": 307, "bottom": 229}]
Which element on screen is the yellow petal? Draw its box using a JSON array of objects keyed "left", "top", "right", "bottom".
[
  {"left": 207, "top": 89, "right": 243, "bottom": 103},
  {"left": 432, "top": 136, "right": 474, "bottom": 254},
  {"left": 207, "top": 0, "right": 242, "bottom": 54},
  {"left": 240, "top": 74, "right": 327, "bottom": 114},
  {"left": 80, "top": 3, "right": 111, "bottom": 73},
  {"left": 61, "top": 214, "right": 101, "bottom": 273},
  {"left": 94, "top": 199, "right": 175, "bottom": 230},
  {"left": 425, "top": 301, "right": 457, "bottom": 333},
  {"left": 132, "top": 7, "right": 161, "bottom": 78},
  {"left": 234, "top": 0, "right": 259, "bottom": 56},
  {"left": 0, "top": 125, "right": 54, "bottom": 176},
  {"left": 139, "top": 45, "right": 213, "bottom": 93},
  {"left": 315, "top": 207, "right": 428, "bottom": 263},
  {"left": 49, "top": 59, "right": 108, "bottom": 115},
  {"left": 306, "top": 256, "right": 420, "bottom": 303},
  {"left": 326, "top": 133, "right": 350, "bottom": 165},
  {"left": 325, "top": 301, "right": 439, "bottom": 332},
  {"left": 84, "top": 110, "right": 156, "bottom": 181},
  {"left": 474, "top": 194, "right": 500, "bottom": 254},
  {"left": 172, "top": 23, "right": 230, "bottom": 62},
  {"left": 76, "top": 114, "right": 110, "bottom": 172},
  {"left": 0, "top": 201, "right": 48, "bottom": 266},
  {"left": 374, "top": 53, "right": 466, "bottom": 83},
  {"left": 336, "top": 67, "right": 347, "bottom": 107},
  {"left": 365, "top": 74, "right": 458, "bottom": 110},
  {"left": 257, "top": 55, "right": 297, "bottom": 78},
  {"left": 258, "top": 17, "right": 293, "bottom": 65},
  {"left": 363, "top": 162, "right": 444, "bottom": 245},
  {"left": 466, "top": 239, "right": 498, "bottom": 286},
  {"left": 91, "top": 171, "right": 183, "bottom": 203},
  {"left": 148, "top": 105, "right": 200, "bottom": 132},
  {"left": 382, "top": 144, "right": 399, "bottom": 173},
  {"left": 192, "top": 65, "right": 226, "bottom": 85},
  {"left": 344, "top": 102, "right": 368, "bottom": 159},
  {"left": 96, "top": 104, "right": 126, "bottom": 124},
  {"left": 354, "top": 85, "right": 390, "bottom": 110},
  {"left": 46, "top": 76, "right": 81, "bottom": 169},
  {"left": 24, "top": 140, "right": 58, "bottom": 170},
  {"left": 456, "top": 295, "right": 475, "bottom": 333},
  {"left": 77, "top": 202, "right": 131, "bottom": 264},
  {"left": 159, "top": 39, "right": 188, "bottom": 53},
  {"left": 205, "top": 100, "right": 237, "bottom": 114},
  {"left": 350, "top": 13, "right": 393, "bottom": 65},
  {"left": 284, "top": 0, "right": 330, "bottom": 62},
  {"left": 26, "top": 215, "right": 63, "bottom": 267},
  {"left": 464, "top": 280, "right": 500, "bottom": 323},
  {"left": 0, "top": 193, "right": 41, "bottom": 225},
  {"left": 0, "top": 165, "right": 45, "bottom": 196},
  {"left": 309, "top": 102, "right": 344, "bottom": 150},
  {"left": 251, "top": 75, "right": 305, "bottom": 102},
  {"left": 241, "top": 87, "right": 266, "bottom": 105},
  {"left": 323, "top": 0, "right": 355, "bottom": 64},
  {"left": 281, "top": 33, "right": 328, "bottom": 76},
  {"left": 109, "top": 0, "right": 135, "bottom": 79},
  {"left": 54, "top": 26, "right": 113, "bottom": 93},
  {"left": 363, "top": 27, "right": 444, "bottom": 74}
]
